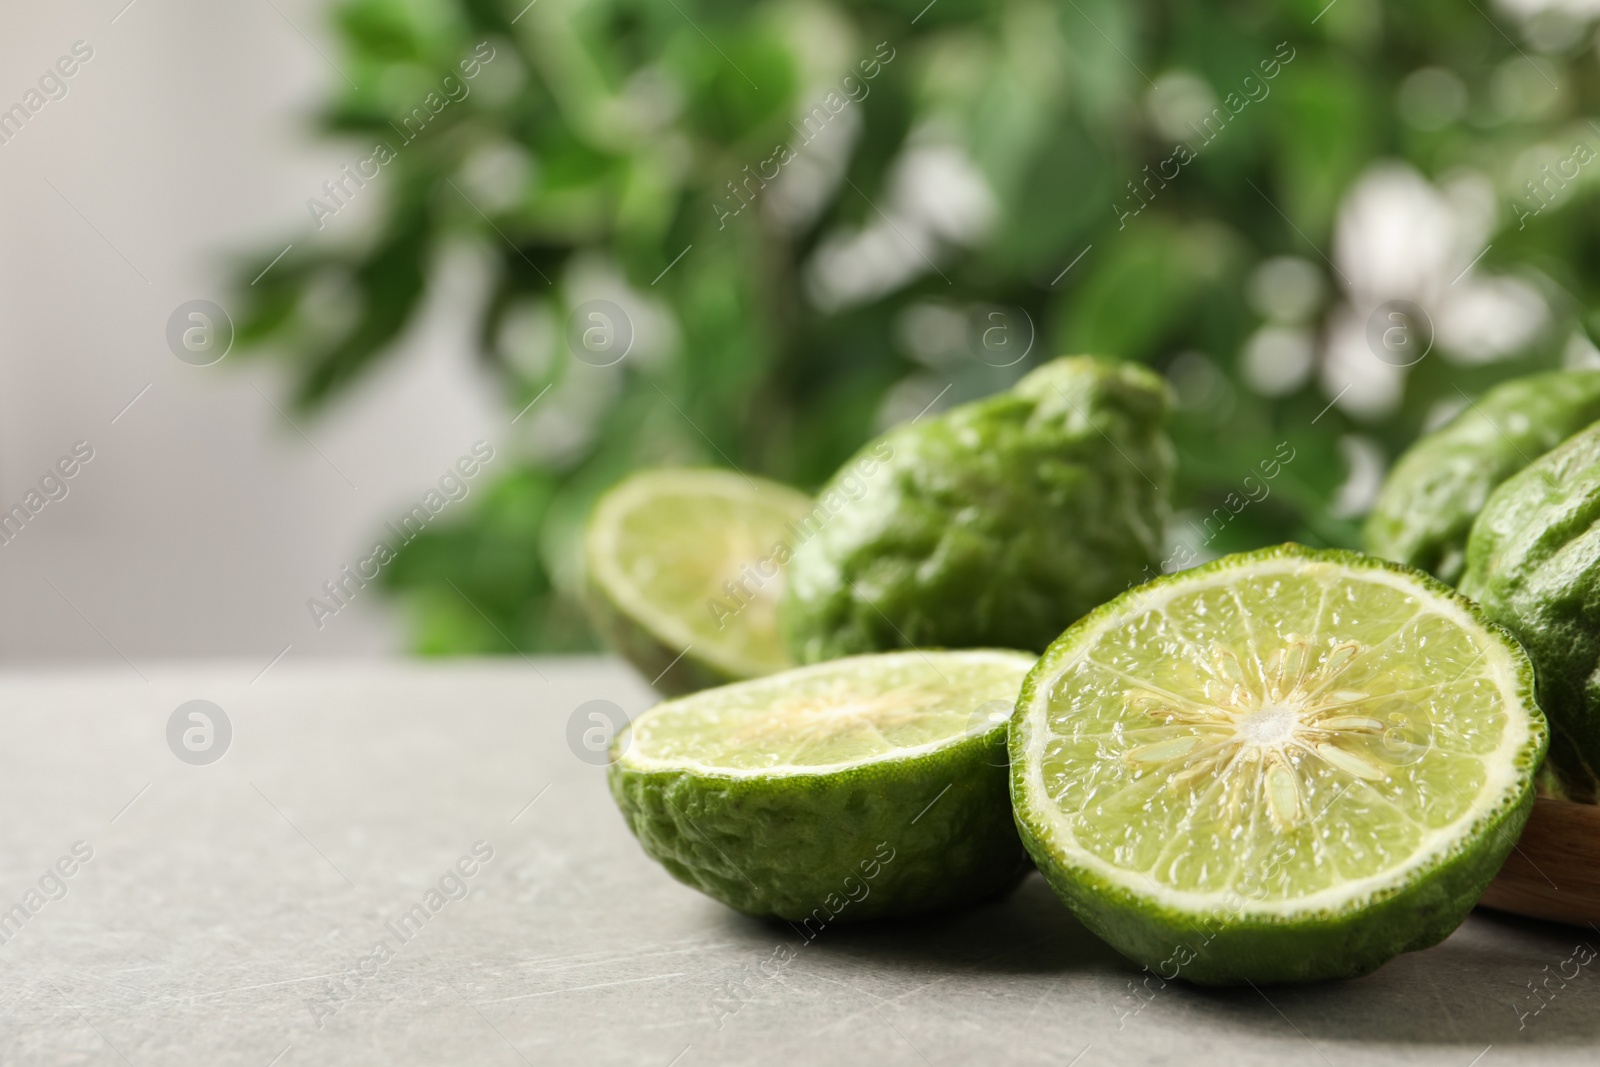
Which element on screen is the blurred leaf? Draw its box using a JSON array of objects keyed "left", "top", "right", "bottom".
[{"left": 233, "top": 0, "right": 1600, "bottom": 654}]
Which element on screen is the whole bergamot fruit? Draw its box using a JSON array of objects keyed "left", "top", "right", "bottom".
[
  {"left": 781, "top": 356, "right": 1173, "bottom": 663},
  {"left": 1365, "top": 371, "right": 1600, "bottom": 585},
  {"left": 1461, "top": 420, "right": 1600, "bottom": 801}
]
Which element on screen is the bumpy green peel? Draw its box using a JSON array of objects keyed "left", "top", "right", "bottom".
[
  {"left": 782, "top": 356, "right": 1173, "bottom": 663},
  {"left": 1462, "top": 422, "right": 1600, "bottom": 801},
  {"left": 1365, "top": 371, "right": 1600, "bottom": 584}
]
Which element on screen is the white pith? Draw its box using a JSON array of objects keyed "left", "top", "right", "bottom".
[
  {"left": 1017, "top": 558, "right": 1535, "bottom": 918},
  {"left": 1120, "top": 631, "right": 1411, "bottom": 835},
  {"left": 621, "top": 649, "right": 1035, "bottom": 777}
]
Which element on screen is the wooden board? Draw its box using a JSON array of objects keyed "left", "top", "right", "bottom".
[{"left": 1479, "top": 797, "right": 1600, "bottom": 927}]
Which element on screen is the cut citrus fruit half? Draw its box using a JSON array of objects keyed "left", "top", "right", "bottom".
[
  {"left": 1010, "top": 544, "right": 1546, "bottom": 984},
  {"left": 609, "top": 649, "right": 1034, "bottom": 920},
  {"left": 585, "top": 468, "right": 812, "bottom": 695}
]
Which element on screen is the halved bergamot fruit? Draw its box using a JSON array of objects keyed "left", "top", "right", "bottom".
[
  {"left": 609, "top": 649, "right": 1034, "bottom": 920},
  {"left": 1011, "top": 544, "right": 1545, "bottom": 985},
  {"left": 585, "top": 468, "right": 812, "bottom": 695}
]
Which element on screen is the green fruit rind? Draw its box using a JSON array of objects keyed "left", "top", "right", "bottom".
[
  {"left": 783, "top": 356, "right": 1174, "bottom": 663},
  {"left": 1012, "top": 544, "right": 1547, "bottom": 985},
  {"left": 1017, "top": 789, "right": 1533, "bottom": 985},
  {"left": 1461, "top": 422, "right": 1600, "bottom": 801},
  {"left": 1365, "top": 371, "right": 1600, "bottom": 584},
  {"left": 609, "top": 649, "right": 1035, "bottom": 920},
  {"left": 584, "top": 576, "right": 731, "bottom": 697}
]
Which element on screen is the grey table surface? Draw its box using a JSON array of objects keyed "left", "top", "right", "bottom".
[{"left": 3, "top": 659, "right": 1598, "bottom": 1066}]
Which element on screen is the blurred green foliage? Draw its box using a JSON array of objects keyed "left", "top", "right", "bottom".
[{"left": 238, "top": 0, "right": 1600, "bottom": 654}]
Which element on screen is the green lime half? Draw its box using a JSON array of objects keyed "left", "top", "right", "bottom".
[
  {"left": 609, "top": 649, "right": 1035, "bottom": 920},
  {"left": 1011, "top": 544, "right": 1545, "bottom": 985},
  {"left": 585, "top": 468, "right": 812, "bottom": 695}
]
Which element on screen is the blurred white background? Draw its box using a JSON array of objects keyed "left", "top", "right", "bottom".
[{"left": 0, "top": 0, "right": 503, "bottom": 664}]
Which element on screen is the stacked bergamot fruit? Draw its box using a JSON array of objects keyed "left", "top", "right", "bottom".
[{"left": 587, "top": 355, "right": 1573, "bottom": 986}]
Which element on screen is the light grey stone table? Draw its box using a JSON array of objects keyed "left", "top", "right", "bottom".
[{"left": 3, "top": 659, "right": 1597, "bottom": 1066}]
